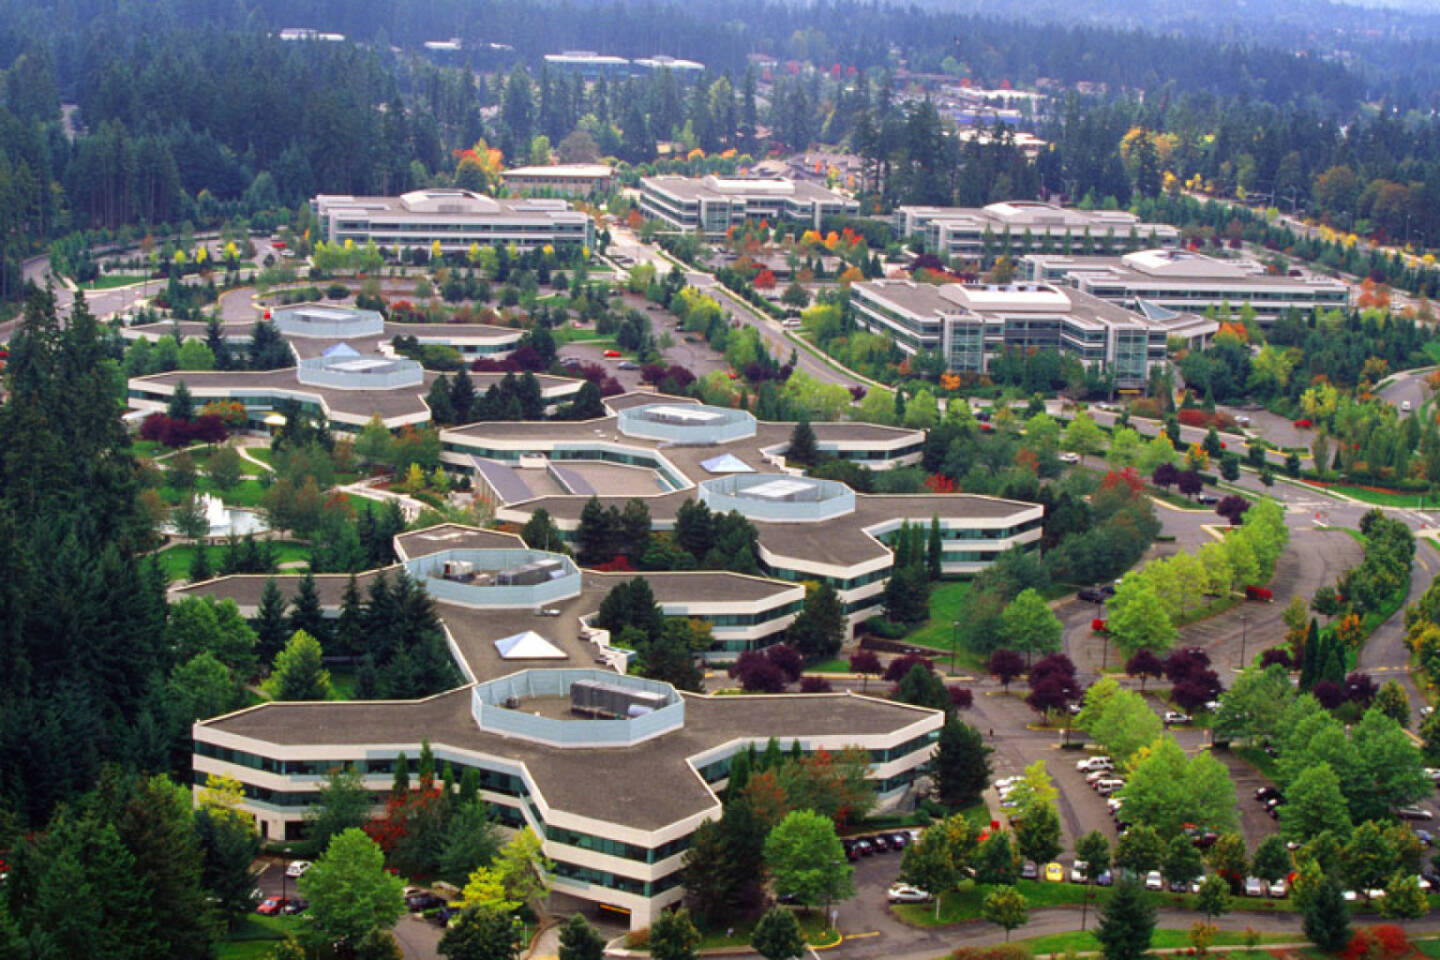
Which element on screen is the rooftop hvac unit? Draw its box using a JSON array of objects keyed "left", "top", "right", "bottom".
[{"left": 570, "top": 679, "right": 668, "bottom": 719}]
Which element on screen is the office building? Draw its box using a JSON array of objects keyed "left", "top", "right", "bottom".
[
  {"left": 892, "top": 201, "right": 1180, "bottom": 263},
  {"left": 1018, "top": 248, "right": 1351, "bottom": 319},
  {"left": 638, "top": 176, "right": 859, "bottom": 236},
  {"left": 311, "top": 189, "right": 593, "bottom": 255},
  {"left": 850, "top": 279, "right": 1216, "bottom": 388},
  {"left": 500, "top": 164, "right": 615, "bottom": 197}
]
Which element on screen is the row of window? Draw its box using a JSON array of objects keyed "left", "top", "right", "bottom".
[
  {"left": 553, "top": 859, "right": 685, "bottom": 897},
  {"left": 544, "top": 825, "right": 692, "bottom": 864}
]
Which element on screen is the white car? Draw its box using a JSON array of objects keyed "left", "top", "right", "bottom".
[
  {"left": 887, "top": 883, "right": 931, "bottom": 903},
  {"left": 1164, "top": 711, "right": 1191, "bottom": 725},
  {"left": 285, "top": 860, "right": 312, "bottom": 878},
  {"left": 1095, "top": 779, "right": 1125, "bottom": 796},
  {"left": 1071, "top": 861, "right": 1089, "bottom": 883},
  {"left": 1403, "top": 400, "right": 1413, "bottom": 412},
  {"left": 1397, "top": 807, "right": 1435, "bottom": 821},
  {"left": 993, "top": 776, "right": 1023, "bottom": 790},
  {"left": 1245, "top": 877, "right": 1265, "bottom": 897},
  {"left": 1076, "top": 756, "right": 1114, "bottom": 773},
  {"left": 1269, "top": 879, "right": 1288, "bottom": 898},
  {"left": 1144, "top": 871, "right": 1163, "bottom": 891},
  {"left": 1059, "top": 452, "right": 1081, "bottom": 464}
]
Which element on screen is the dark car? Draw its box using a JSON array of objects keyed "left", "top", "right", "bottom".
[
  {"left": 871, "top": 834, "right": 892, "bottom": 852},
  {"left": 436, "top": 905, "right": 461, "bottom": 926},
  {"left": 1168, "top": 880, "right": 1189, "bottom": 893},
  {"left": 1021, "top": 861, "right": 1039, "bottom": 880},
  {"left": 407, "top": 893, "right": 444, "bottom": 912},
  {"left": 854, "top": 838, "right": 874, "bottom": 856},
  {"left": 283, "top": 898, "right": 309, "bottom": 915},
  {"left": 1078, "top": 588, "right": 1106, "bottom": 604},
  {"left": 843, "top": 839, "right": 858, "bottom": 861},
  {"left": 1100, "top": 583, "right": 1117, "bottom": 597},
  {"left": 1196, "top": 494, "right": 1219, "bottom": 505},
  {"left": 1191, "top": 832, "right": 1219, "bottom": 849},
  {"left": 1255, "top": 787, "right": 1281, "bottom": 803},
  {"left": 1416, "top": 829, "right": 1434, "bottom": 847},
  {"left": 889, "top": 832, "right": 909, "bottom": 851}
]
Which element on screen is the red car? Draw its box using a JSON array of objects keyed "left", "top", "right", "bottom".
[
  {"left": 256, "top": 897, "right": 292, "bottom": 916},
  {"left": 603, "top": 349, "right": 621, "bottom": 358}
]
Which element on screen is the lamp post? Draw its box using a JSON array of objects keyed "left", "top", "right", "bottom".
[
  {"left": 281, "top": 845, "right": 292, "bottom": 903},
  {"left": 951, "top": 620, "right": 960, "bottom": 675},
  {"left": 1239, "top": 611, "right": 1249, "bottom": 670}
]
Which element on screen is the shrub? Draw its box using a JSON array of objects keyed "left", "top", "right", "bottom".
[
  {"left": 799, "top": 677, "right": 833, "bottom": 693},
  {"left": 1342, "top": 926, "right": 1411, "bottom": 960},
  {"left": 949, "top": 687, "right": 973, "bottom": 709}
]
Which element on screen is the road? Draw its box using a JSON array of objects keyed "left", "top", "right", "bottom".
[
  {"left": 608, "top": 225, "right": 865, "bottom": 392},
  {"left": 1379, "top": 366, "right": 1436, "bottom": 420}
]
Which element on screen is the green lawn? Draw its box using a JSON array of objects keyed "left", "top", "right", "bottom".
[
  {"left": 154, "top": 540, "right": 313, "bottom": 582},
  {"left": 246, "top": 447, "right": 274, "bottom": 465},
  {"left": 81, "top": 273, "right": 149, "bottom": 290},
  {"left": 217, "top": 914, "right": 307, "bottom": 960},
  {"left": 1009, "top": 931, "right": 1291, "bottom": 956},
  {"left": 806, "top": 657, "right": 853, "bottom": 674},
  {"left": 695, "top": 908, "right": 837, "bottom": 949},
  {"left": 897, "top": 581, "right": 986, "bottom": 672},
  {"left": 188, "top": 445, "right": 271, "bottom": 477},
  {"left": 1233, "top": 745, "right": 1281, "bottom": 781},
  {"left": 894, "top": 878, "right": 1299, "bottom": 928},
  {"left": 1173, "top": 594, "right": 1242, "bottom": 629},
  {"left": 1322, "top": 483, "right": 1440, "bottom": 508},
  {"left": 1416, "top": 938, "right": 1440, "bottom": 959},
  {"left": 161, "top": 476, "right": 269, "bottom": 509}
]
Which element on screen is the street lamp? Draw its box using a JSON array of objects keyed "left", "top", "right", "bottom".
[
  {"left": 951, "top": 620, "right": 960, "bottom": 675},
  {"left": 281, "top": 845, "right": 292, "bottom": 902},
  {"left": 1239, "top": 612, "right": 1249, "bottom": 669}
]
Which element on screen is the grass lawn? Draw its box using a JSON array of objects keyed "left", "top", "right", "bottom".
[
  {"left": 80, "top": 273, "right": 149, "bottom": 290},
  {"left": 217, "top": 914, "right": 307, "bottom": 960},
  {"left": 1011, "top": 931, "right": 1291, "bottom": 955},
  {"left": 894, "top": 879, "right": 1301, "bottom": 928},
  {"left": 246, "top": 447, "right": 274, "bottom": 465},
  {"left": 1233, "top": 745, "right": 1281, "bottom": 781},
  {"left": 161, "top": 476, "right": 269, "bottom": 509},
  {"left": 154, "top": 540, "right": 313, "bottom": 582},
  {"left": 695, "top": 908, "right": 837, "bottom": 949},
  {"left": 806, "top": 657, "right": 852, "bottom": 673},
  {"left": 898, "top": 581, "right": 987, "bottom": 673},
  {"left": 1173, "top": 594, "right": 1242, "bottom": 629},
  {"left": 1322, "top": 483, "right": 1440, "bottom": 508},
  {"left": 132, "top": 439, "right": 166, "bottom": 458},
  {"left": 1416, "top": 939, "right": 1440, "bottom": 959},
  {"left": 188, "top": 445, "right": 271, "bottom": 477}
]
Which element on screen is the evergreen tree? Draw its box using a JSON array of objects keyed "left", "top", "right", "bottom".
[
  {"left": 934, "top": 717, "right": 993, "bottom": 807},
  {"left": 750, "top": 907, "right": 805, "bottom": 960},
  {"left": 1095, "top": 878, "right": 1155, "bottom": 960},
  {"left": 335, "top": 573, "right": 364, "bottom": 658},
  {"left": 418, "top": 739, "right": 436, "bottom": 784},
  {"left": 168, "top": 380, "right": 195, "bottom": 420},
  {"left": 1303, "top": 876, "right": 1350, "bottom": 951},
  {"left": 927, "top": 515, "right": 943, "bottom": 581},
  {"left": 450, "top": 368, "right": 477, "bottom": 423},
  {"left": 287, "top": 570, "right": 331, "bottom": 648},
  {"left": 558, "top": 914, "right": 606, "bottom": 960},
  {"left": 188, "top": 543, "right": 212, "bottom": 583},
  {"left": 254, "top": 576, "right": 290, "bottom": 665},
  {"left": 266, "top": 630, "right": 331, "bottom": 701},
  {"left": 426, "top": 374, "right": 456, "bottom": 424},
  {"left": 787, "top": 581, "right": 846, "bottom": 660},
  {"left": 788, "top": 419, "right": 818, "bottom": 467}
]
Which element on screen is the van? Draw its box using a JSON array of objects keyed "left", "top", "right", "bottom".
[{"left": 1094, "top": 778, "right": 1125, "bottom": 796}]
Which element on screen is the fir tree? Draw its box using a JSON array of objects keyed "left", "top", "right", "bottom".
[
  {"left": 188, "top": 543, "right": 212, "bottom": 583},
  {"left": 287, "top": 570, "right": 331, "bottom": 648},
  {"left": 254, "top": 577, "right": 290, "bottom": 666},
  {"left": 1095, "top": 878, "right": 1155, "bottom": 960},
  {"left": 788, "top": 419, "right": 818, "bottom": 467},
  {"left": 392, "top": 753, "right": 410, "bottom": 797},
  {"left": 927, "top": 514, "right": 943, "bottom": 581}
]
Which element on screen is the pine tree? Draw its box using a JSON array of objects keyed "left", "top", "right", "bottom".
[
  {"left": 788, "top": 419, "right": 819, "bottom": 468},
  {"left": 335, "top": 574, "right": 364, "bottom": 658},
  {"left": 288, "top": 570, "right": 331, "bottom": 648},
  {"left": 392, "top": 753, "right": 410, "bottom": 797},
  {"left": 1300, "top": 618, "right": 1320, "bottom": 690},
  {"left": 450, "top": 368, "right": 477, "bottom": 422},
  {"left": 935, "top": 717, "right": 993, "bottom": 807},
  {"left": 425, "top": 374, "right": 455, "bottom": 424},
  {"left": 168, "top": 380, "right": 195, "bottom": 420},
  {"left": 559, "top": 913, "right": 606, "bottom": 960},
  {"left": 188, "top": 543, "right": 212, "bottom": 583},
  {"left": 418, "top": 739, "right": 436, "bottom": 785},
  {"left": 1303, "top": 876, "right": 1350, "bottom": 950},
  {"left": 926, "top": 515, "right": 944, "bottom": 580},
  {"left": 1095, "top": 878, "right": 1155, "bottom": 960},
  {"left": 254, "top": 577, "right": 290, "bottom": 666}
]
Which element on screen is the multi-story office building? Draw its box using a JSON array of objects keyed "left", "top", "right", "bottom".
[
  {"left": 125, "top": 304, "right": 580, "bottom": 430},
  {"left": 500, "top": 164, "right": 614, "bottom": 197},
  {"left": 638, "top": 176, "right": 860, "bottom": 236},
  {"left": 892, "top": 201, "right": 1180, "bottom": 264},
  {"left": 850, "top": 279, "right": 1216, "bottom": 388},
  {"left": 1018, "top": 248, "right": 1351, "bottom": 320},
  {"left": 440, "top": 396, "right": 1043, "bottom": 628},
  {"left": 187, "top": 524, "right": 944, "bottom": 928},
  {"left": 311, "top": 189, "right": 594, "bottom": 255},
  {"left": 542, "top": 51, "right": 705, "bottom": 79}
]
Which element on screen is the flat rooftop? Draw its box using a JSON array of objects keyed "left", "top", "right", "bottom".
[{"left": 200, "top": 687, "right": 936, "bottom": 829}]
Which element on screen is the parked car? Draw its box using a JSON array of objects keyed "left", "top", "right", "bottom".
[
  {"left": 617, "top": 360, "right": 639, "bottom": 370},
  {"left": 1195, "top": 494, "right": 1219, "bottom": 505},
  {"left": 1071, "top": 861, "right": 1089, "bottom": 883},
  {"left": 1398, "top": 807, "right": 1435, "bottom": 821},
  {"left": 256, "top": 898, "right": 292, "bottom": 916},
  {"left": 870, "top": 834, "right": 892, "bottom": 852},
  {"left": 1269, "top": 879, "right": 1288, "bottom": 898},
  {"left": 1045, "top": 862, "right": 1064, "bottom": 883},
  {"left": 1059, "top": 452, "right": 1081, "bottom": 464},
  {"left": 406, "top": 893, "right": 445, "bottom": 912},
  {"left": 1095, "top": 870, "right": 1114, "bottom": 887},
  {"left": 1164, "top": 711, "right": 1191, "bottom": 725},
  {"left": 1191, "top": 832, "right": 1219, "bottom": 849},
  {"left": 887, "top": 884, "right": 931, "bottom": 903},
  {"left": 1255, "top": 786, "right": 1282, "bottom": 802},
  {"left": 1077, "top": 588, "right": 1105, "bottom": 604},
  {"left": 888, "top": 832, "right": 909, "bottom": 851},
  {"left": 843, "top": 839, "right": 858, "bottom": 861},
  {"left": 602, "top": 349, "right": 621, "bottom": 358},
  {"left": 1168, "top": 879, "right": 1189, "bottom": 893},
  {"left": 993, "top": 776, "right": 1023, "bottom": 790},
  {"left": 1087, "top": 769, "right": 1113, "bottom": 785},
  {"left": 285, "top": 860, "right": 312, "bottom": 879},
  {"left": 1095, "top": 778, "right": 1125, "bottom": 796},
  {"left": 1245, "top": 877, "right": 1266, "bottom": 897},
  {"left": 853, "top": 838, "right": 875, "bottom": 856},
  {"left": 1144, "top": 871, "right": 1164, "bottom": 891},
  {"left": 282, "top": 898, "right": 308, "bottom": 915},
  {"left": 1076, "top": 756, "right": 1114, "bottom": 772},
  {"left": 1021, "top": 861, "right": 1039, "bottom": 880},
  {"left": 1416, "top": 829, "right": 1434, "bottom": 848}
]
